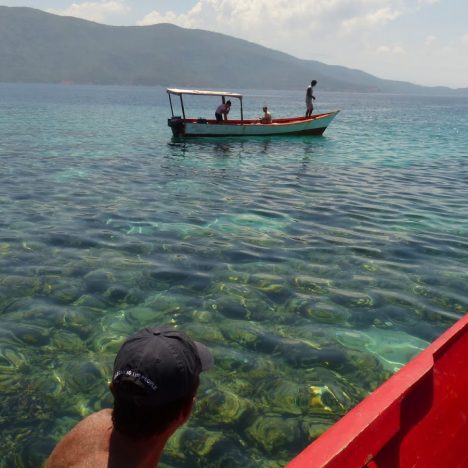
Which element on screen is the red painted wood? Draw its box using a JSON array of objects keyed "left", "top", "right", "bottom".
[{"left": 287, "top": 314, "right": 468, "bottom": 468}]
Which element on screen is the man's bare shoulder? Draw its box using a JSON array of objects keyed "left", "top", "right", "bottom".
[{"left": 46, "top": 409, "right": 113, "bottom": 468}]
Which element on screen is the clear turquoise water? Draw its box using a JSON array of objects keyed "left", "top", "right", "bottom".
[{"left": 0, "top": 83, "right": 467, "bottom": 467}]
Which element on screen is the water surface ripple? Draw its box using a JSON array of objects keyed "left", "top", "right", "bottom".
[{"left": 0, "top": 84, "right": 467, "bottom": 467}]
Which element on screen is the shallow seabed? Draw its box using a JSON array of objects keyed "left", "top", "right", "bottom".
[{"left": 0, "top": 84, "right": 467, "bottom": 467}]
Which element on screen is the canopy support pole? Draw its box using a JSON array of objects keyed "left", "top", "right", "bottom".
[
  {"left": 179, "top": 95, "right": 186, "bottom": 119},
  {"left": 168, "top": 94, "right": 174, "bottom": 117}
]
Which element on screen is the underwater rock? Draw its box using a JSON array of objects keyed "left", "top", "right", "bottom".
[
  {"left": 256, "top": 378, "right": 311, "bottom": 416},
  {"left": 1, "top": 322, "right": 50, "bottom": 346},
  {"left": 287, "top": 321, "right": 337, "bottom": 349},
  {"left": 407, "top": 320, "right": 442, "bottom": 342},
  {"left": 122, "top": 287, "right": 145, "bottom": 305},
  {"left": 301, "top": 414, "right": 337, "bottom": 441},
  {"left": 0, "top": 346, "right": 27, "bottom": 370},
  {"left": 99, "top": 312, "right": 134, "bottom": 338},
  {"left": 192, "top": 309, "right": 214, "bottom": 323},
  {"left": 201, "top": 437, "right": 262, "bottom": 468},
  {"left": 208, "top": 282, "right": 276, "bottom": 322},
  {"left": 196, "top": 387, "right": 253, "bottom": 425},
  {"left": 329, "top": 287, "right": 374, "bottom": 309},
  {"left": 308, "top": 384, "right": 351, "bottom": 414},
  {"left": 62, "top": 260, "right": 92, "bottom": 277},
  {"left": 336, "top": 326, "right": 429, "bottom": 373},
  {"left": 59, "top": 359, "right": 108, "bottom": 395},
  {"left": 293, "top": 275, "right": 331, "bottom": 295},
  {"left": 93, "top": 332, "right": 128, "bottom": 354},
  {"left": 47, "top": 232, "right": 98, "bottom": 249},
  {"left": 246, "top": 331, "right": 346, "bottom": 370},
  {"left": 249, "top": 273, "right": 291, "bottom": 299},
  {"left": 144, "top": 291, "right": 202, "bottom": 321},
  {"left": 246, "top": 414, "right": 304, "bottom": 453},
  {"left": 210, "top": 267, "right": 250, "bottom": 286},
  {"left": 211, "top": 295, "right": 250, "bottom": 320},
  {"left": 305, "top": 302, "right": 351, "bottom": 325},
  {"left": 219, "top": 321, "right": 265, "bottom": 349},
  {"left": 50, "top": 284, "right": 82, "bottom": 305},
  {"left": 126, "top": 306, "right": 159, "bottom": 325},
  {"left": 83, "top": 269, "right": 114, "bottom": 294},
  {"left": 73, "top": 294, "right": 110, "bottom": 311},
  {"left": 104, "top": 284, "right": 130, "bottom": 304},
  {"left": 166, "top": 426, "right": 224, "bottom": 459},
  {"left": 62, "top": 307, "right": 100, "bottom": 337},
  {"left": 122, "top": 240, "right": 154, "bottom": 255},
  {"left": 49, "top": 330, "right": 87, "bottom": 354},
  {"left": 147, "top": 268, "right": 210, "bottom": 291},
  {"left": 0, "top": 347, "right": 27, "bottom": 395},
  {"left": 18, "top": 437, "right": 56, "bottom": 468},
  {"left": 347, "top": 308, "right": 377, "bottom": 328},
  {"left": 335, "top": 329, "right": 373, "bottom": 350},
  {"left": 0, "top": 242, "right": 10, "bottom": 256},
  {"left": 183, "top": 323, "right": 224, "bottom": 344},
  {"left": 279, "top": 297, "right": 350, "bottom": 325},
  {"left": 344, "top": 349, "right": 391, "bottom": 390},
  {"left": 285, "top": 344, "right": 347, "bottom": 370},
  {"left": 213, "top": 346, "right": 271, "bottom": 375},
  {"left": 0, "top": 275, "right": 42, "bottom": 297}
]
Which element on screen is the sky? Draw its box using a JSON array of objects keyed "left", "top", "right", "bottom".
[{"left": 2, "top": 1, "right": 468, "bottom": 88}]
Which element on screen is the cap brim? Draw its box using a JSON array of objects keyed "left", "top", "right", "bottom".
[{"left": 195, "top": 341, "right": 214, "bottom": 371}]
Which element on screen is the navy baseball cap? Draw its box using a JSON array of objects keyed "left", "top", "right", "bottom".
[{"left": 112, "top": 326, "right": 213, "bottom": 405}]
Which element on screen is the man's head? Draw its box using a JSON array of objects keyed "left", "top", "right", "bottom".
[
  {"left": 226, "top": 100, "right": 231, "bottom": 106},
  {"left": 311, "top": 80, "right": 317, "bottom": 86},
  {"left": 110, "top": 326, "right": 213, "bottom": 437},
  {"left": 263, "top": 106, "right": 268, "bottom": 112}
]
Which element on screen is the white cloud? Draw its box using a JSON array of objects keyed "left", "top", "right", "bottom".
[
  {"left": 342, "top": 7, "right": 403, "bottom": 32},
  {"left": 375, "top": 45, "right": 406, "bottom": 55},
  {"left": 462, "top": 33, "right": 468, "bottom": 45},
  {"left": 135, "top": 0, "right": 443, "bottom": 82},
  {"left": 48, "top": 1, "right": 129, "bottom": 23},
  {"left": 139, "top": 9, "right": 194, "bottom": 28},
  {"left": 425, "top": 35, "right": 437, "bottom": 46},
  {"left": 138, "top": 1, "right": 428, "bottom": 40}
]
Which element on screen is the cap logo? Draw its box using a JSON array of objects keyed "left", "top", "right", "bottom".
[{"left": 114, "top": 370, "right": 158, "bottom": 391}]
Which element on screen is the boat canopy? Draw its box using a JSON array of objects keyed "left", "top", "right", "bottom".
[
  {"left": 167, "top": 88, "right": 243, "bottom": 100},
  {"left": 167, "top": 88, "right": 244, "bottom": 120}
]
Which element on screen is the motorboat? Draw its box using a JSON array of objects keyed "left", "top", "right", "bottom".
[{"left": 167, "top": 88, "right": 339, "bottom": 137}]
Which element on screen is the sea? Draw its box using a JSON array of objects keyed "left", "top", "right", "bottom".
[{"left": 0, "top": 83, "right": 467, "bottom": 467}]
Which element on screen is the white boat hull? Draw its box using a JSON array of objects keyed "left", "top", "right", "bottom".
[{"left": 168, "top": 111, "right": 339, "bottom": 138}]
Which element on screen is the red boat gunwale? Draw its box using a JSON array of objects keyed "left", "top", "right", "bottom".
[
  {"left": 287, "top": 314, "right": 468, "bottom": 468},
  {"left": 180, "top": 113, "right": 335, "bottom": 126}
]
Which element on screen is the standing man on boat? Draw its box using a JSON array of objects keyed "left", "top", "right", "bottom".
[
  {"left": 305, "top": 80, "right": 317, "bottom": 117},
  {"left": 46, "top": 326, "right": 213, "bottom": 468},
  {"left": 215, "top": 100, "right": 231, "bottom": 121}
]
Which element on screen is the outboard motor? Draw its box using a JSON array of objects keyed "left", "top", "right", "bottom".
[{"left": 168, "top": 116, "right": 185, "bottom": 136}]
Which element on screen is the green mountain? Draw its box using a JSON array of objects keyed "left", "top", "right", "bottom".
[{"left": 1, "top": 6, "right": 466, "bottom": 95}]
